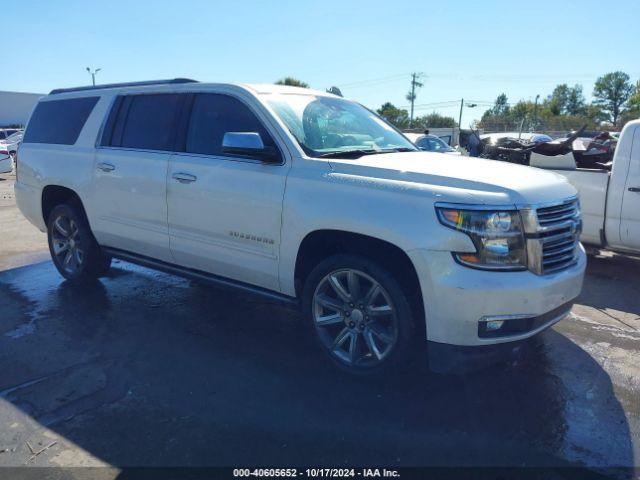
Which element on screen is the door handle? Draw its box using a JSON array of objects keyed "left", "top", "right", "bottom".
[
  {"left": 629, "top": 187, "right": 640, "bottom": 192},
  {"left": 97, "top": 162, "right": 115, "bottom": 172},
  {"left": 172, "top": 172, "right": 197, "bottom": 183}
]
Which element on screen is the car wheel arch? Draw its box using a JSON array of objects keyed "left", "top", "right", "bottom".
[{"left": 293, "top": 229, "right": 425, "bottom": 337}]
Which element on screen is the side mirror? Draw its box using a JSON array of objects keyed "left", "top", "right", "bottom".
[{"left": 222, "top": 132, "right": 280, "bottom": 163}]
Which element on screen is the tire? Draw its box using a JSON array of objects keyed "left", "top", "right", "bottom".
[
  {"left": 302, "top": 254, "right": 415, "bottom": 375},
  {"left": 47, "top": 202, "right": 111, "bottom": 281}
]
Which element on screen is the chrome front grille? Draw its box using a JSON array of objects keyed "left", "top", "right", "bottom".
[
  {"left": 537, "top": 201, "right": 580, "bottom": 226},
  {"left": 520, "top": 197, "right": 581, "bottom": 275},
  {"left": 536, "top": 199, "right": 581, "bottom": 274}
]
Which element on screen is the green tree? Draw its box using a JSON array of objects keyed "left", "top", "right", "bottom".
[
  {"left": 546, "top": 84, "right": 585, "bottom": 116},
  {"left": 627, "top": 81, "right": 640, "bottom": 112},
  {"left": 566, "top": 85, "right": 586, "bottom": 115},
  {"left": 510, "top": 100, "right": 536, "bottom": 121},
  {"left": 546, "top": 84, "right": 569, "bottom": 116},
  {"left": 490, "top": 93, "right": 510, "bottom": 116},
  {"left": 376, "top": 102, "right": 409, "bottom": 129},
  {"left": 618, "top": 81, "right": 640, "bottom": 126},
  {"left": 478, "top": 94, "right": 514, "bottom": 130},
  {"left": 584, "top": 104, "right": 607, "bottom": 124},
  {"left": 274, "top": 77, "right": 309, "bottom": 88},
  {"left": 593, "top": 71, "right": 634, "bottom": 126},
  {"left": 413, "top": 112, "right": 457, "bottom": 129}
]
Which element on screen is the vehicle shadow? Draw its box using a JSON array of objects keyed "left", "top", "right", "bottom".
[
  {"left": 0, "top": 260, "right": 634, "bottom": 476},
  {"left": 579, "top": 252, "right": 640, "bottom": 323}
]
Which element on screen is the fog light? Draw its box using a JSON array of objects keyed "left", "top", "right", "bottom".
[{"left": 484, "top": 320, "right": 505, "bottom": 331}]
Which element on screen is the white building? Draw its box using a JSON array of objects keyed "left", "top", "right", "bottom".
[{"left": 0, "top": 91, "right": 44, "bottom": 126}]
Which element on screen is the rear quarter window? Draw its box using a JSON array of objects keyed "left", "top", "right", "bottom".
[{"left": 23, "top": 97, "right": 99, "bottom": 145}]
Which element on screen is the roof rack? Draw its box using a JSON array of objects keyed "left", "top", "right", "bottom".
[{"left": 49, "top": 78, "right": 198, "bottom": 95}]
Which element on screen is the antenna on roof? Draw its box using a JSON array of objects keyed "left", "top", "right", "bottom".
[{"left": 326, "top": 86, "right": 343, "bottom": 97}]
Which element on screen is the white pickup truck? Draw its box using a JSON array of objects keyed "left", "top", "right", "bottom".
[
  {"left": 15, "top": 80, "right": 585, "bottom": 374},
  {"left": 530, "top": 119, "right": 640, "bottom": 254}
]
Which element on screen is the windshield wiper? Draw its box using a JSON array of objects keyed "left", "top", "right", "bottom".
[{"left": 318, "top": 147, "right": 415, "bottom": 159}]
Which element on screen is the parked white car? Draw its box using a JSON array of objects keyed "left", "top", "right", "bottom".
[
  {"left": 0, "top": 128, "right": 20, "bottom": 141},
  {"left": 0, "top": 150, "right": 11, "bottom": 173},
  {"left": 0, "top": 131, "right": 23, "bottom": 173},
  {"left": 530, "top": 119, "right": 640, "bottom": 254},
  {"left": 404, "top": 133, "right": 461, "bottom": 155},
  {"left": 0, "top": 129, "right": 22, "bottom": 173},
  {"left": 15, "top": 79, "right": 585, "bottom": 374}
]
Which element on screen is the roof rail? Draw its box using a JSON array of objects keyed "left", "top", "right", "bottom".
[{"left": 49, "top": 78, "right": 198, "bottom": 95}]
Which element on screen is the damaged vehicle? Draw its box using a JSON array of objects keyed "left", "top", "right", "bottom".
[
  {"left": 478, "top": 122, "right": 640, "bottom": 255},
  {"left": 479, "top": 129, "right": 615, "bottom": 170}
]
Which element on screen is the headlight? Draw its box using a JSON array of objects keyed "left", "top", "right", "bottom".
[{"left": 436, "top": 205, "right": 527, "bottom": 270}]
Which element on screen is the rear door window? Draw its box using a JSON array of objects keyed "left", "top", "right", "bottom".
[
  {"left": 109, "top": 94, "right": 181, "bottom": 151},
  {"left": 23, "top": 97, "right": 99, "bottom": 145},
  {"left": 185, "top": 93, "right": 277, "bottom": 157}
]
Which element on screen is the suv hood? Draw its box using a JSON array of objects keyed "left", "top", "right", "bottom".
[{"left": 327, "top": 151, "right": 577, "bottom": 205}]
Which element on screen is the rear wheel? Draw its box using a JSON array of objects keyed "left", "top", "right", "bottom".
[
  {"left": 302, "top": 254, "right": 414, "bottom": 374},
  {"left": 47, "top": 203, "right": 111, "bottom": 281}
]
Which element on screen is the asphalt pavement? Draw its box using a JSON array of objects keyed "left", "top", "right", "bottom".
[{"left": 0, "top": 172, "right": 638, "bottom": 478}]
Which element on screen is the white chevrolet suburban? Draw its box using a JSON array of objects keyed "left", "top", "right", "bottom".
[{"left": 14, "top": 79, "right": 586, "bottom": 374}]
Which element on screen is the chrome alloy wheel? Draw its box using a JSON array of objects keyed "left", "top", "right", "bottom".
[
  {"left": 51, "top": 214, "right": 84, "bottom": 274},
  {"left": 312, "top": 269, "right": 399, "bottom": 367}
]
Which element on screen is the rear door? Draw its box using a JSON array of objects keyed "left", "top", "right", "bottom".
[
  {"left": 620, "top": 127, "right": 640, "bottom": 250},
  {"left": 166, "top": 92, "right": 289, "bottom": 291},
  {"left": 90, "top": 93, "right": 182, "bottom": 262}
]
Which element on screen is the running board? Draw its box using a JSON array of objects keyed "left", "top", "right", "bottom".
[{"left": 103, "top": 247, "right": 299, "bottom": 308}]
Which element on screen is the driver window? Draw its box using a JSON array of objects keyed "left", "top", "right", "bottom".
[{"left": 186, "top": 94, "right": 276, "bottom": 156}]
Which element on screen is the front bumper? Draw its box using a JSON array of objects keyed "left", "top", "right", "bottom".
[
  {"left": 407, "top": 245, "right": 586, "bottom": 348},
  {"left": 426, "top": 302, "right": 572, "bottom": 374}
]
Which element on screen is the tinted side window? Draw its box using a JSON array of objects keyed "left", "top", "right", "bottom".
[
  {"left": 416, "top": 137, "right": 432, "bottom": 150},
  {"left": 117, "top": 94, "right": 180, "bottom": 151},
  {"left": 186, "top": 94, "right": 276, "bottom": 157},
  {"left": 23, "top": 97, "right": 99, "bottom": 145}
]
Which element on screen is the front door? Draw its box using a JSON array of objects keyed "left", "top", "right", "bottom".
[
  {"left": 167, "top": 93, "right": 289, "bottom": 291},
  {"left": 620, "top": 126, "right": 640, "bottom": 250}
]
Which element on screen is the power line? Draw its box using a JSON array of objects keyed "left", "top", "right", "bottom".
[
  {"left": 337, "top": 73, "right": 410, "bottom": 88},
  {"left": 401, "top": 100, "right": 461, "bottom": 109}
]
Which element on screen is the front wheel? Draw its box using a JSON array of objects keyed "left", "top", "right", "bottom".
[
  {"left": 302, "top": 254, "right": 415, "bottom": 375},
  {"left": 47, "top": 203, "right": 111, "bottom": 281}
]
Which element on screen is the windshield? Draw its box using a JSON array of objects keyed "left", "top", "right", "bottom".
[{"left": 265, "top": 94, "right": 417, "bottom": 157}]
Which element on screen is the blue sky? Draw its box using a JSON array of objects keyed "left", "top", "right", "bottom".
[{"left": 6, "top": 0, "right": 640, "bottom": 126}]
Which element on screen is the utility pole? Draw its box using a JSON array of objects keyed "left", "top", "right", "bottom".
[
  {"left": 458, "top": 99, "right": 477, "bottom": 129},
  {"left": 406, "top": 72, "right": 424, "bottom": 128},
  {"left": 533, "top": 94, "right": 540, "bottom": 131},
  {"left": 86, "top": 67, "right": 101, "bottom": 86}
]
